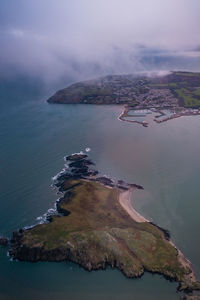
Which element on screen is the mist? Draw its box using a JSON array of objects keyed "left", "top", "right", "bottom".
[{"left": 1, "top": 0, "right": 200, "bottom": 84}]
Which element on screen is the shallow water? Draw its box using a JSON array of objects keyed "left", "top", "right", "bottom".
[{"left": 1, "top": 82, "right": 200, "bottom": 299}]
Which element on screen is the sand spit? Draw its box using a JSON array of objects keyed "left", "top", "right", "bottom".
[{"left": 119, "top": 189, "right": 149, "bottom": 223}]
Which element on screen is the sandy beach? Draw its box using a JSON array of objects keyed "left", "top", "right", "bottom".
[
  {"left": 119, "top": 189, "right": 149, "bottom": 223},
  {"left": 119, "top": 188, "right": 196, "bottom": 281}
]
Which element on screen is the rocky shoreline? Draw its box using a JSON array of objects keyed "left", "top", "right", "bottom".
[
  {"left": 9, "top": 152, "right": 145, "bottom": 260},
  {"left": 7, "top": 152, "right": 200, "bottom": 297}
]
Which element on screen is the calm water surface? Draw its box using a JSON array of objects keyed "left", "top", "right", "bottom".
[{"left": 1, "top": 84, "right": 200, "bottom": 299}]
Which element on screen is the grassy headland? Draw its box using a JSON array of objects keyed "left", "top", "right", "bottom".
[
  {"left": 47, "top": 72, "right": 200, "bottom": 108},
  {"left": 9, "top": 154, "right": 200, "bottom": 293}
]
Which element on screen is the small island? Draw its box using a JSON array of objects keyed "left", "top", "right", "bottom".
[{"left": 9, "top": 153, "right": 200, "bottom": 295}]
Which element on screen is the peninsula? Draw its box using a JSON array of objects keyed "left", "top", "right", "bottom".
[
  {"left": 9, "top": 153, "right": 200, "bottom": 295},
  {"left": 47, "top": 71, "right": 200, "bottom": 126},
  {"left": 47, "top": 71, "right": 200, "bottom": 108}
]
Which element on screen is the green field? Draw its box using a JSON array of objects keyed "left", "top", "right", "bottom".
[
  {"left": 194, "top": 88, "right": 200, "bottom": 96},
  {"left": 175, "top": 88, "right": 200, "bottom": 107}
]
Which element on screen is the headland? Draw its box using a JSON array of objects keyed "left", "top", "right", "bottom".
[
  {"left": 8, "top": 152, "right": 200, "bottom": 295},
  {"left": 47, "top": 71, "right": 200, "bottom": 127}
]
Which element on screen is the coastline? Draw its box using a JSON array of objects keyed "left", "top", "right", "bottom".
[
  {"left": 118, "top": 105, "right": 200, "bottom": 128},
  {"left": 118, "top": 106, "right": 149, "bottom": 127},
  {"left": 8, "top": 152, "right": 200, "bottom": 295},
  {"left": 118, "top": 186, "right": 197, "bottom": 291},
  {"left": 169, "top": 240, "right": 196, "bottom": 285},
  {"left": 119, "top": 189, "right": 149, "bottom": 223}
]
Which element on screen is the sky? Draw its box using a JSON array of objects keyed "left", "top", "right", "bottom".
[{"left": 0, "top": 0, "right": 200, "bottom": 83}]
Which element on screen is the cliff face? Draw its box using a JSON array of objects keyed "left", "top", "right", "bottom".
[{"left": 9, "top": 227, "right": 144, "bottom": 277}]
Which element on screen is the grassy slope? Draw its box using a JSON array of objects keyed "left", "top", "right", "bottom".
[
  {"left": 169, "top": 73, "right": 200, "bottom": 107},
  {"left": 47, "top": 72, "right": 200, "bottom": 108},
  {"left": 21, "top": 179, "right": 199, "bottom": 290},
  {"left": 175, "top": 88, "right": 200, "bottom": 107},
  {"left": 149, "top": 72, "right": 200, "bottom": 108}
]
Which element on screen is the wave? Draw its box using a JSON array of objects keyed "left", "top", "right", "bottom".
[
  {"left": 23, "top": 224, "right": 35, "bottom": 230},
  {"left": 37, "top": 150, "right": 92, "bottom": 225},
  {"left": 102, "top": 174, "right": 115, "bottom": 183},
  {"left": 52, "top": 163, "right": 69, "bottom": 181},
  {"left": 36, "top": 202, "right": 57, "bottom": 224}
]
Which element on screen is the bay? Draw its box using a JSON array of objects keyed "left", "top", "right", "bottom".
[{"left": 1, "top": 82, "right": 200, "bottom": 299}]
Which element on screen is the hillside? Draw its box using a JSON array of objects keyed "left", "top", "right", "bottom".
[{"left": 47, "top": 72, "right": 200, "bottom": 108}]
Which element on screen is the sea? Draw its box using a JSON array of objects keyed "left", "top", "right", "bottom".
[{"left": 1, "top": 77, "right": 200, "bottom": 300}]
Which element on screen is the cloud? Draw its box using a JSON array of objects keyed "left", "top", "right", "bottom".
[{"left": 0, "top": 0, "right": 200, "bottom": 83}]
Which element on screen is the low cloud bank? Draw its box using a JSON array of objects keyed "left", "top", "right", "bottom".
[{"left": 0, "top": 0, "right": 200, "bottom": 83}]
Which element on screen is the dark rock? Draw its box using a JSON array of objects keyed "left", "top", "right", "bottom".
[
  {"left": 56, "top": 173, "right": 71, "bottom": 182},
  {"left": 69, "top": 159, "right": 94, "bottom": 169},
  {"left": 118, "top": 180, "right": 125, "bottom": 185},
  {"left": 71, "top": 167, "right": 89, "bottom": 175},
  {"left": 95, "top": 177, "right": 114, "bottom": 186},
  {"left": 150, "top": 222, "right": 171, "bottom": 240},
  {"left": 57, "top": 192, "right": 72, "bottom": 216},
  {"left": 87, "top": 170, "right": 99, "bottom": 176},
  {"left": 66, "top": 154, "right": 87, "bottom": 161},
  {"left": 117, "top": 185, "right": 129, "bottom": 191},
  {"left": 128, "top": 183, "right": 144, "bottom": 190},
  {"left": 0, "top": 237, "right": 8, "bottom": 246},
  {"left": 92, "top": 170, "right": 98, "bottom": 176},
  {"left": 46, "top": 215, "right": 53, "bottom": 222}
]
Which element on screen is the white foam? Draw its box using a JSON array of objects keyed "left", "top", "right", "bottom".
[
  {"left": 71, "top": 151, "right": 84, "bottom": 156},
  {"left": 36, "top": 205, "right": 57, "bottom": 224},
  {"left": 47, "top": 208, "right": 56, "bottom": 214},
  {"left": 23, "top": 225, "right": 34, "bottom": 230},
  {"left": 25, "top": 151, "right": 90, "bottom": 229},
  {"left": 85, "top": 147, "right": 91, "bottom": 152},
  {"left": 51, "top": 162, "right": 70, "bottom": 183},
  {"left": 103, "top": 174, "right": 115, "bottom": 183}
]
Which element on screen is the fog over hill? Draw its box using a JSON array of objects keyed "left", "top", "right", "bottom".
[{"left": 0, "top": 0, "right": 200, "bottom": 84}]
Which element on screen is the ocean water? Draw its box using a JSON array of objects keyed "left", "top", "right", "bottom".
[{"left": 1, "top": 80, "right": 200, "bottom": 299}]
